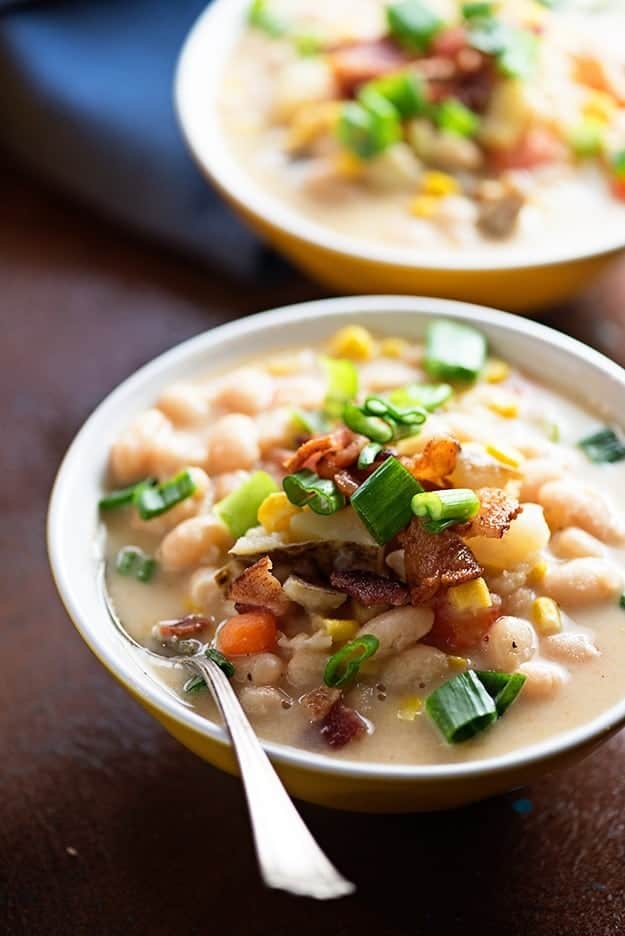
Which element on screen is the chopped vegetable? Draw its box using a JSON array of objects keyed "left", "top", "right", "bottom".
[
  {"left": 424, "top": 319, "right": 487, "bottom": 382},
  {"left": 248, "top": 0, "right": 286, "bottom": 37},
  {"left": 184, "top": 648, "right": 236, "bottom": 692},
  {"left": 319, "top": 617, "right": 360, "bottom": 643},
  {"left": 462, "top": 2, "right": 495, "bottom": 18},
  {"left": 343, "top": 401, "right": 394, "bottom": 443},
  {"left": 468, "top": 15, "right": 539, "bottom": 80},
  {"left": 386, "top": 0, "right": 443, "bottom": 53},
  {"left": 434, "top": 99, "right": 480, "bottom": 138},
  {"left": 283, "top": 469, "right": 346, "bottom": 515},
  {"left": 474, "top": 670, "right": 526, "bottom": 715},
  {"left": 344, "top": 396, "right": 427, "bottom": 443},
  {"left": 425, "top": 670, "right": 498, "bottom": 742},
  {"left": 291, "top": 409, "right": 330, "bottom": 436},
  {"left": 578, "top": 427, "right": 625, "bottom": 464},
  {"left": 532, "top": 596, "right": 562, "bottom": 635},
  {"left": 351, "top": 456, "right": 423, "bottom": 545},
  {"left": 215, "top": 470, "right": 279, "bottom": 539},
  {"left": 447, "top": 577, "right": 492, "bottom": 612},
  {"left": 99, "top": 478, "right": 154, "bottom": 511},
  {"left": 294, "top": 32, "right": 323, "bottom": 56},
  {"left": 357, "top": 441, "right": 383, "bottom": 469},
  {"left": 397, "top": 695, "right": 424, "bottom": 721},
  {"left": 257, "top": 491, "right": 301, "bottom": 534},
  {"left": 328, "top": 325, "right": 375, "bottom": 361},
  {"left": 620, "top": 594, "right": 625, "bottom": 610},
  {"left": 389, "top": 382, "right": 453, "bottom": 412},
  {"left": 337, "top": 94, "right": 401, "bottom": 160},
  {"left": 324, "top": 634, "right": 380, "bottom": 687},
  {"left": 135, "top": 469, "right": 197, "bottom": 520},
  {"left": 411, "top": 488, "right": 480, "bottom": 533},
  {"left": 219, "top": 610, "right": 278, "bottom": 656},
  {"left": 320, "top": 355, "right": 358, "bottom": 416},
  {"left": 115, "top": 545, "right": 157, "bottom": 583},
  {"left": 282, "top": 576, "right": 346, "bottom": 614},
  {"left": 569, "top": 120, "right": 604, "bottom": 158},
  {"left": 365, "top": 71, "right": 426, "bottom": 118}
]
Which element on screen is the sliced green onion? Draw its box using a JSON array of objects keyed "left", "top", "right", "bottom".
[
  {"left": 99, "top": 478, "right": 154, "bottom": 511},
  {"left": 462, "top": 2, "right": 495, "bottom": 18},
  {"left": 386, "top": 0, "right": 443, "bottom": 52},
  {"left": 578, "top": 427, "right": 625, "bottom": 464},
  {"left": 247, "top": 0, "right": 287, "bottom": 37},
  {"left": 364, "top": 71, "right": 427, "bottom": 119},
  {"left": 294, "top": 32, "right": 323, "bottom": 56},
  {"left": 364, "top": 395, "right": 428, "bottom": 428},
  {"left": 546, "top": 421, "right": 560, "bottom": 444},
  {"left": 569, "top": 120, "right": 604, "bottom": 159},
  {"left": 337, "top": 94, "right": 401, "bottom": 160},
  {"left": 434, "top": 98, "right": 480, "bottom": 138},
  {"left": 619, "top": 594, "right": 625, "bottom": 611},
  {"left": 389, "top": 382, "right": 453, "bottom": 412},
  {"left": 426, "top": 670, "right": 498, "bottom": 743},
  {"left": 321, "top": 355, "right": 358, "bottom": 417},
  {"left": 291, "top": 409, "right": 330, "bottom": 437},
  {"left": 468, "top": 17, "right": 538, "bottom": 79},
  {"left": 343, "top": 402, "right": 394, "bottom": 443},
  {"left": 357, "top": 442, "right": 383, "bottom": 469},
  {"left": 614, "top": 150, "right": 625, "bottom": 179},
  {"left": 283, "top": 469, "right": 346, "bottom": 515},
  {"left": 475, "top": 670, "right": 526, "bottom": 716},
  {"left": 115, "top": 546, "right": 157, "bottom": 583},
  {"left": 184, "top": 649, "right": 236, "bottom": 692},
  {"left": 424, "top": 319, "right": 487, "bottom": 383},
  {"left": 411, "top": 488, "right": 480, "bottom": 533},
  {"left": 351, "top": 456, "right": 423, "bottom": 545},
  {"left": 215, "top": 471, "right": 279, "bottom": 539},
  {"left": 135, "top": 470, "right": 197, "bottom": 520},
  {"left": 324, "top": 635, "right": 380, "bottom": 688}
]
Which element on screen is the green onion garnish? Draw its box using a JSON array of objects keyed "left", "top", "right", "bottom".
[
  {"left": 424, "top": 319, "right": 487, "bottom": 383},
  {"left": 324, "top": 635, "right": 380, "bottom": 688},
  {"left": 613, "top": 150, "right": 625, "bottom": 179},
  {"left": 184, "top": 649, "right": 236, "bottom": 692},
  {"left": 343, "top": 402, "right": 394, "bottom": 444},
  {"left": 474, "top": 670, "right": 526, "bottom": 716},
  {"left": 321, "top": 355, "right": 358, "bottom": 417},
  {"left": 363, "top": 71, "right": 426, "bottom": 119},
  {"left": 351, "top": 456, "right": 423, "bottom": 545},
  {"left": 619, "top": 594, "right": 625, "bottom": 610},
  {"left": 294, "top": 32, "right": 323, "bottom": 56},
  {"left": 215, "top": 470, "right": 279, "bottom": 539},
  {"left": 291, "top": 409, "right": 330, "bottom": 437},
  {"left": 426, "top": 670, "right": 497, "bottom": 743},
  {"left": 98, "top": 478, "right": 154, "bottom": 511},
  {"left": 578, "top": 427, "right": 625, "bottom": 464},
  {"left": 364, "top": 396, "right": 428, "bottom": 435},
  {"left": 115, "top": 546, "right": 157, "bottom": 583},
  {"left": 468, "top": 16, "right": 538, "bottom": 79},
  {"left": 462, "top": 2, "right": 495, "bottom": 18},
  {"left": 337, "top": 92, "right": 401, "bottom": 160},
  {"left": 434, "top": 98, "right": 480, "bottom": 138},
  {"left": 283, "top": 469, "right": 346, "bottom": 516},
  {"left": 247, "top": 0, "right": 286, "bottom": 37},
  {"left": 135, "top": 469, "right": 197, "bottom": 520},
  {"left": 357, "top": 441, "right": 383, "bottom": 469},
  {"left": 386, "top": 0, "right": 443, "bottom": 52},
  {"left": 411, "top": 488, "right": 480, "bottom": 534},
  {"left": 389, "top": 382, "right": 453, "bottom": 412},
  {"left": 569, "top": 120, "right": 604, "bottom": 159}
]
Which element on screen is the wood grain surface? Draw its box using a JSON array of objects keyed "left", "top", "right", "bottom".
[{"left": 2, "top": 159, "right": 625, "bottom": 936}]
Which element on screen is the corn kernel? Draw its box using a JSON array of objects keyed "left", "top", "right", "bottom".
[
  {"left": 483, "top": 358, "right": 510, "bottom": 383},
  {"left": 527, "top": 560, "right": 548, "bottom": 586},
  {"left": 447, "top": 577, "right": 493, "bottom": 613},
  {"left": 397, "top": 696, "right": 424, "bottom": 721},
  {"left": 320, "top": 617, "right": 360, "bottom": 643},
  {"left": 421, "top": 170, "right": 459, "bottom": 197},
  {"left": 380, "top": 337, "right": 408, "bottom": 358},
  {"left": 487, "top": 392, "right": 519, "bottom": 419},
  {"left": 532, "top": 596, "right": 562, "bottom": 636},
  {"left": 447, "top": 655, "right": 468, "bottom": 671},
  {"left": 328, "top": 325, "right": 375, "bottom": 361},
  {"left": 410, "top": 194, "right": 440, "bottom": 219},
  {"left": 583, "top": 91, "right": 616, "bottom": 125},
  {"left": 485, "top": 442, "right": 524, "bottom": 469},
  {"left": 286, "top": 101, "right": 342, "bottom": 153},
  {"left": 335, "top": 150, "right": 365, "bottom": 179},
  {"left": 258, "top": 492, "right": 300, "bottom": 534}
]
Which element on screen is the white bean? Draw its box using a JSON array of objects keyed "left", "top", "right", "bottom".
[
  {"left": 159, "top": 515, "right": 233, "bottom": 572},
  {"left": 157, "top": 382, "right": 209, "bottom": 426},
  {"left": 256, "top": 407, "right": 296, "bottom": 455},
  {"left": 110, "top": 408, "right": 171, "bottom": 484},
  {"left": 188, "top": 567, "right": 231, "bottom": 616},
  {"left": 214, "top": 368, "right": 274, "bottom": 416},
  {"left": 358, "top": 606, "right": 433, "bottom": 655},
  {"left": 543, "top": 632, "right": 599, "bottom": 663},
  {"left": 539, "top": 479, "right": 625, "bottom": 544},
  {"left": 518, "top": 660, "right": 568, "bottom": 699},
  {"left": 239, "top": 686, "right": 286, "bottom": 718},
  {"left": 485, "top": 616, "right": 536, "bottom": 672},
  {"left": 286, "top": 648, "right": 330, "bottom": 690},
  {"left": 550, "top": 527, "right": 605, "bottom": 559},
  {"left": 234, "top": 653, "right": 286, "bottom": 687},
  {"left": 450, "top": 442, "right": 520, "bottom": 489},
  {"left": 213, "top": 470, "right": 252, "bottom": 502},
  {"left": 206, "top": 414, "right": 260, "bottom": 474},
  {"left": 501, "top": 586, "right": 536, "bottom": 619},
  {"left": 359, "top": 359, "right": 419, "bottom": 391},
  {"left": 381, "top": 645, "right": 448, "bottom": 692},
  {"left": 542, "top": 558, "right": 623, "bottom": 607},
  {"left": 272, "top": 376, "right": 325, "bottom": 409},
  {"left": 520, "top": 458, "right": 565, "bottom": 502}
]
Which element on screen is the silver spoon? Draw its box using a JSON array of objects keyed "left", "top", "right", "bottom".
[{"left": 100, "top": 563, "right": 355, "bottom": 900}]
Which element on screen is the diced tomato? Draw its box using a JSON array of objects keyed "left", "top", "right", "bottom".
[
  {"left": 612, "top": 176, "right": 625, "bottom": 202},
  {"left": 490, "top": 128, "right": 565, "bottom": 171},
  {"left": 431, "top": 26, "right": 467, "bottom": 58},
  {"left": 427, "top": 596, "right": 500, "bottom": 653},
  {"left": 329, "top": 38, "right": 411, "bottom": 96}
]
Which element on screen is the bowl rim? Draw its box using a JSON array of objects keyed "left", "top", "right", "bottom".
[
  {"left": 48, "top": 294, "right": 625, "bottom": 783},
  {"left": 174, "top": 0, "right": 625, "bottom": 274}
]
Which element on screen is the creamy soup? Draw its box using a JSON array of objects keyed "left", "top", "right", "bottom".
[
  {"left": 101, "top": 323, "right": 625, "bottom": 764},
  {"left": 219, "top": 0, "right": 625, "bottom": 258}
]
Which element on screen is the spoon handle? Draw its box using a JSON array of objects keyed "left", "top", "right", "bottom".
[{"left": 190, "top": 658, "right": 355, "bottom": 900}]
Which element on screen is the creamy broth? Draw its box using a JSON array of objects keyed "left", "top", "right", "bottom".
[
  {"left": 102, "top": 325, "right": 625, "bottom": 765},
  {"left": 219, "top": 0, "right": 625, "bottom": 257}
]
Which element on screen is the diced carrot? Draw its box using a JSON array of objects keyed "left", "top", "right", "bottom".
[
  {"left": 612, "top": 176, "right": 625, "bottom": 202},
  {"left": 490, "top": 128, "right": 565, "bottom": 171},
  {"left": 427, "top": 598, "right": 499, "bottom": 652},
  {"left": 219, "top": 611, "right": 278, "bottom": 656}
]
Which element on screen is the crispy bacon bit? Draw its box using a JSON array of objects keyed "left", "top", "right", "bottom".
[
  {"left": 399, "top": 518, "right": 482, "bottom": 604},
  {"left": 155, "top": 615, "right": 212, "bottom": 640},
  {"left": 329, "top": 38, "right": 411, "bottom": 96},
  {"left": 316, "top": 436, "right": 365, "bottom": 480},
  {"left": 320, "top": 700, "right": 366, "bottom": 748},
  {"left": 404, "top": 437, "right": 460, "bottom": 486},
  {"left": 461, "top": 488, "right": 522, "bottom": 539},
  {"left": 330, "top": 569, "right": 410, "bottom": 607},
  {"left": 283, "top": 427, "right": 356, "bottom": 474},
  {"left": 228, "top": 556, "right": 291, "bottom": 617},
  {"left": 301, "top": 686, "right": 341, "bottom": 722},
  {"left": 332, "top": 469, "right": 360, "bottom": 497}
]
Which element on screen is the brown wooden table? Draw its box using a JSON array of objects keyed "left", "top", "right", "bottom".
[{"left": 3, "top": 159, "right": 625, "bottom": 936}]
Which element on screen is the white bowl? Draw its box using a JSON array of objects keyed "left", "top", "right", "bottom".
[{"left": 48, "top": 296, "right": 625, "bottom": 811}]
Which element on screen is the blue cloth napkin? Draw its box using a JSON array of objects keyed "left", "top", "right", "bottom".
[{"left": 0, "top": 0, "right": 264, "bottom": 274}]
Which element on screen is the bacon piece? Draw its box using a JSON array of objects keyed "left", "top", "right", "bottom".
[
  {"left": 320, "top": 700, "right": 366, "bottom": 748},
  {"left": 330, "top": 569, "right": 410, "bottom": 607},
  {"left": 228, "top": 556, "right": 291, "bottom": 617},
  {"left": 332, "top": 469, "right": 360, "bottom": 497},
  {"left": 431, "top": 26, "right": 467, "bottom": 58},
  {"left": 399, "top": 518, "right": 482, "bottom": 604},
  {"left": 301, "top": 685, "right": 341, "bottom": 722},
  {"left": 316, "top": 435, "right": 365, "bottom": 480},
  {"left": 428, "top": 593, "right": 500, "bottom": 652},
  {"left": 460, "top": 488, "right": 522, "bottom": 540},
  {"left": 404, "top": 437, "right": 460, "bottom": 486},
  {"left": 329, "top": 38, "right": 412, "bottom": 96},
  {"left": 155, "top": 615, "right": 212, "bottom": 640},
  {"left": 283, "top": 427, "right": 355, "bottom": 474}
]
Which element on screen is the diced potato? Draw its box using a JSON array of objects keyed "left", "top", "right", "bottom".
[
  {"left": 469, "top": 503, "right": 551, "bottom": 570},
  {"left": 479, "top": 79, "right": 531, "bottom": 148},
  {"left": 289, "top": 506, "right": 377, "bottom": 546},
  {"left": 364, "top": 143, "right": 422, "bottom": 192}
]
